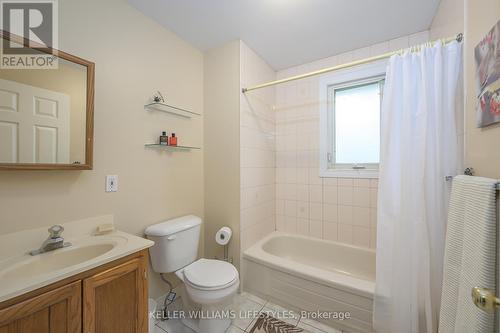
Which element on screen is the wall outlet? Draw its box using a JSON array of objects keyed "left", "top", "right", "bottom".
[{"left": 105, "top": 175, "right": 118, "bottom": 192}]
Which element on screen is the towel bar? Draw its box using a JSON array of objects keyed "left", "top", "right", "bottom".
[{"left": 444, "top": 176, "right": 500, "bottom": 191}]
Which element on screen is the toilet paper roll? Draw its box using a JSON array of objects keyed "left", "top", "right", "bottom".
[{"left": 215, "top": 226, "right": 232, "bottom": 246}]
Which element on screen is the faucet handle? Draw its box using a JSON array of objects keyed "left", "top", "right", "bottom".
[{"left": 48, "top": 225, "right": 64, "bottom": 238}]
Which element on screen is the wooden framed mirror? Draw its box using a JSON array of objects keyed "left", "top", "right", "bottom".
[{"left": 0, "top": 30, "right": 94, "bottom": 170}]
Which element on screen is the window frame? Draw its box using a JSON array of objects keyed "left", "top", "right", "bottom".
[{"left": 319, "top": 60, "right": 387, "bottom": 178}]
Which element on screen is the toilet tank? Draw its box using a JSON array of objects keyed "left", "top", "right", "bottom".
[{"left": 145, "top": 215, "right": 202, "bottom": 273}]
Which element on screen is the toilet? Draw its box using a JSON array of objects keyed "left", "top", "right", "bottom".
[{"left": 145, "top": 215, "right": 239, "bottom": 333}]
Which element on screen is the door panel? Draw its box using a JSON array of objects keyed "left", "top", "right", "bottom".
[
  {"left": 34, "top": 126, "right": 58, "bottom": 163},
  {"left": 0, "top": 121, "right": 18, "bottom": 162},
  {"left": 34, "top": 97, "right": 58, "bottom": 118},
  {"left": 0, "top": 281, "right": 81, "bottom": 333},
  {"left": 0, "top": 89, "right": 17, "bottom": 112},
  {"left": 83, "top": 258, "right": 148, "bottom": 333},
  {"left": 17, "top": 308, "right": 49, "bottom": 333}
]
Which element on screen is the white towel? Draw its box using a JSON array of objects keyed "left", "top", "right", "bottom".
[{"left": 439, "top": 175, "right": 498, "bottom": 333}]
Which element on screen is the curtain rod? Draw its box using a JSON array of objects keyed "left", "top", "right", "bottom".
[{"left": 242, "top": 33, "right": 464, "bottom": 93}]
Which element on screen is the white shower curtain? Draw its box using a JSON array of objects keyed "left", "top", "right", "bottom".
[{"left": 373, "top": 41, "right": 463, "bottom": 333}]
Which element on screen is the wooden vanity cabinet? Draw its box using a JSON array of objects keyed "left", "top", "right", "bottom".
[{"left": 0, "top": 250, "right": 149, "bottom": 333}]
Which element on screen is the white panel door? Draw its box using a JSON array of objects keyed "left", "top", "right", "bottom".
[{"left": 0, "top": 79, "right": 70, "bottom": 163}]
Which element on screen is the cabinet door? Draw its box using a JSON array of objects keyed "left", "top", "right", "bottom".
[
  {"left": 83, "top": 258, "right": 148, "bottom": 333},
  {"left": 0, "top": 281, "right": 81, "bottom": 333}
]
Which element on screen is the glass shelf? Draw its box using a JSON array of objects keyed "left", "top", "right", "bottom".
[
  {"left": 144, "top": 144, "right": 201, "bottom": 151},
  {"left": 144, "top": 102, "right": 200, "bottom": 118}
]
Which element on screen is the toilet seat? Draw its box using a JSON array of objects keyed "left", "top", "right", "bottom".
[
  {"left": 183, "top": 258, "right": 238, "bottom": 291},
  {"left": 177, "top": 258, "right": 240, "bottom": 305}
]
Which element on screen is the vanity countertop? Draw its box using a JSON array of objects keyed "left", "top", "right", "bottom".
[{"left": 0, "top": 215, "right": 154, "bottom": 303}]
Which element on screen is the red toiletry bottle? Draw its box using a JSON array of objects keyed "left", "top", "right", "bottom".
[{"left": 170, "top": 133, "right": 178, "bottom": 146}]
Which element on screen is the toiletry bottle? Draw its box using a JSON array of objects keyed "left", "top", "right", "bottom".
[
  {"left": 170, "top": 133, "right": 178, "bottom": 146},
  {"left": 160, "top": 131, "right": 169, "bottom": 145}
]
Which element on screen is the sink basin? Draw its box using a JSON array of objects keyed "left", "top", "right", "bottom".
[{"left": 0, "top": 244, "right": 115, "bottom": 281}]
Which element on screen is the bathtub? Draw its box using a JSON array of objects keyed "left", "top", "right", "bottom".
[{"left": 242, "top": 232, "right": 375, "bottom": 333}]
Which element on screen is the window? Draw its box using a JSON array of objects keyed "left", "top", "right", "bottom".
[{"left": 319, "top": 61, "right": 386, "bottom": 178}]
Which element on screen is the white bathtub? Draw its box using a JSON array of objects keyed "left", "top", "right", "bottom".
[{"left": 242, "top": 232, "right": 375, "bottom": 333}]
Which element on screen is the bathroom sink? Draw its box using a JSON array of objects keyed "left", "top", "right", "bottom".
[
  {"left": 0, "top": 221, "right": 154, "bottom": 303},
  {"left": 0, "top": 243, "right": 115, "bottom": 281}
]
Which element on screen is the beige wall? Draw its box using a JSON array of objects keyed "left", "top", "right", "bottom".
[
  {"left": 0, "top": 0, "right": 204, "bottom": 299},
  {"left": 430, "top": 0, "right": 465, "bottom": 39},
  {"left": 275, "top": 31, "right": 430, "bottom": 248},
  {"left": 204, "top": 41, "right": 241, "bottom": 269},
  {"left": 240, "top": 42, "right": 276, "bottom": 251},
  {"left": 464, "top": 0, "right": 500, "bottom": 178},
  {"left": 0, "top": 60, "right": 87, "bottom": 163}
]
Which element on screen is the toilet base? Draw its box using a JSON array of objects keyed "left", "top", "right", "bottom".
[
  {"left": 177, "top": 286, "right": 234, "bottom": 333},
  {"left": 181, "top": 316, "right": 231, "bottom": 333}
]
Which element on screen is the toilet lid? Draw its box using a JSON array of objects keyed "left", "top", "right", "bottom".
[{"left": 183, "top": 258, "right": 238, "bottom": 289}]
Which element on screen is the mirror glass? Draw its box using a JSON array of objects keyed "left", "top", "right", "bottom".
[{"left": 0, "top": 41, "right": 89, "bottom": 166}]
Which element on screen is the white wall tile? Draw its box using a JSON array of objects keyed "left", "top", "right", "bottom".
[
  {"left": 323, "top": 178, "right": 338, "bottom": 186},
  {"left": 283, "top": 184, "right": 298, "bottom": 201},
  {"left": 297, "top": 151, "right": 310, "bottom": 168},
  {"left": 323, "top": 223, "right": 338, "bottom": 241},
  {"left": 241, "top": 185, "right": 275, "bottom": 209},
  {"left": 276, "top": 199, "right": 285, "bottom": 216},
  {"left": 352, "top": 187, "right": 370, "bottom": 207},
  {"left": 338, "top": 224, "right": 353, "bottom": 243},
  {"left": 338, "top": 178, "right": 353, "bottom": 187},
  {"left": 338, "top": 186, "right": 353, "bottom": 206},
  {"left": 370, "top": 208, "right": 377, "bottom": 228},
  {"left": 352, "top": 226, "right": 370, "bottom": 247},
  {"left": 309, "top": 185, "right": 323, "bottom": 203},
  {"left": 285, "top": 216, "right": 298, "bottom": 233},
  {"left": 323, "top": 185, "right": 338, "bottom": 204},
  {"left": 296, "top": 168, "right": 308, "bottom": 184},
  {"left": 309, "top": 220, "right": 323, "bottom": 238},
  {"left": 284, "top": 200, "right": 297, "bottom": 217},
  {"left": 284, "top": 168, "right": 297, "bottom": 184},
  {"left": 297, "top": 218, "right": 309, "bottom": 235},
  {"left": 309, "top": 202, "right": 323, "bottom": 221},
  {"left": 297, "top": 201, "right": 310, "bottom": 219},
  {"left": 353, "top": 178, "right": 370, "bottom": 187},
  {"left": 323, "top": 203, "right": 338, "bottom": 223},
  {"left": 338, "top": 205, "right": 353, "bottom": 225},
  {"left": 352, "top": 207, "right": 370, "bottom": 227},
  {"left": 308, "top": 168, "right": 322, "bottom": 185},
  {"left": 370, "top": 226, "right": 377, "bottom": 249},
  {"left": 276, "top": 215, "right": 285, "bottom": 231},
  {"left": 370, "top": 188, "right": 378, "bottom": 208}
]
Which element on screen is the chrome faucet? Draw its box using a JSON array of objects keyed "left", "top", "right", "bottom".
[{"left": 30, "top": 225, "right": 71, "bottom": 256}]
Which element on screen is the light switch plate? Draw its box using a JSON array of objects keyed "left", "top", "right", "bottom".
[{"left": 105, "top": 175, "right": 118, "bottom": 192}]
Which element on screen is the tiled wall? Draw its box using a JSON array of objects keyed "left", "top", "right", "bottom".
[
  {"left": 275, "top": 31, "right": 430, "bottom": 249},
  {"left": 240, "top": 42, "right": 277, "bottom": 250}
]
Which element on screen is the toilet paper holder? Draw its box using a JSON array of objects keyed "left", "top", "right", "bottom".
[
  {"left": 215, "top": 226, "right": 233, "bottom": 263},
  {"left": 220, "top": 243, "right": 233, "bottom": 263}
]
